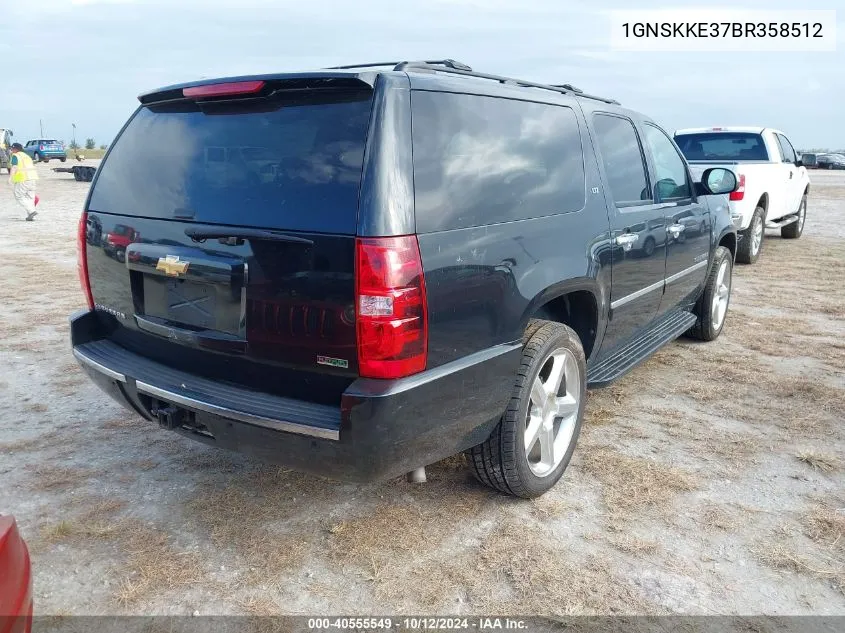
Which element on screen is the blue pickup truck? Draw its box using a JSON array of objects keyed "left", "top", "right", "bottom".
[{"left": 23, "top": 139, "right": 67, "bottom": 163}]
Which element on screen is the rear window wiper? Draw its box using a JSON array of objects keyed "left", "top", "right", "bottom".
[{"left": 185, "top": 227, "right": 314, "bottom": 246}]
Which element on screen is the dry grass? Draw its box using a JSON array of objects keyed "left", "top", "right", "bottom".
[
  {"left": 40, "top": 498, "right": 126, "bottom": 543},
  {"left": 101, "top": 417, "right": 138, "bottom": 430},
  {"left": 238, "top": 595, "right": 283, "bottom": 616},
  {"left": 326, "top": 492, "right": 487, "bottom": 578},
  {"left": 580, "top": 446, "right": 699, "bottom": 516},
  {"left": 186, "top": 467, "right": 339, "bottom": 588},
  {"left": 699, "top": 504, "right": 740, "bottom": 532},
  {"left": 607, "top": 534, "right": 660, "bottom": 555},
  {"left": 469, "top": 520, "right": 655, "bottom": 614},
  {"left": 755, "top": 542, "right": 845, "bottom": 595},
  {"left": 27, "top": 465, "right": 102, "bottom": 491},
  {"left": 0, "top": 429, "right": 62, "bottom": 453},
  {"left": 805, "top": 505, "right": 845, "bottom": 550},
  {"left": 796, "top": 451, "right": 841, "bottom": 473},
  {"left": 116, "top": 522, "right": 206, "bottom": 606}
]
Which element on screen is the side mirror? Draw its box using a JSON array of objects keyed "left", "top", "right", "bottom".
[
  {"left": 699, "top": 167, "right": 738, "bottom": 196},
  {"left": 794, "top": 160, "right": 803, "bottom": 168}
]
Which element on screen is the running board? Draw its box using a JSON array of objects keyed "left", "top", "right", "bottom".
[
  {"left": 587, "top": 310, "right": 698, "bottom": 388},
  {"left": 766, "top": 215, "right": 798, "bottom": 229}
]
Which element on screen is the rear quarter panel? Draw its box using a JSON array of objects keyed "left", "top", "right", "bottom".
[{"left": 406, "top": 84, "right": 612, "bottom": 368}]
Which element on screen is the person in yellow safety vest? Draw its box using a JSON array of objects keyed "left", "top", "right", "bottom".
[{"left": 8, "top": 143, "right": 39, "bottom": 221}]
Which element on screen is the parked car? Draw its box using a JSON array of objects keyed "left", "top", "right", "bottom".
[
  {"left": 816, "top": 153, "right": 845, "bottom": 170},
  {"left": 70, "top": 60, "right": 738, "bottom": 498},
  {"left": 674, "top": 127, "right": 809, "bottom": 264},
  {"left": 799, "top": 152, "right": 819, "bottom": 168},
  {"left": 0, "top": 515, "right": 33, "bottom": 633},
  {"left": 22, "top": 139, "right": 66, "bottom": 163}
]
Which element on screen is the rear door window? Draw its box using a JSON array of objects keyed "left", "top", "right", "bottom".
[
  {"left": 412, "top": 91, "right": 586, "bottom": 232},
  {"left": 591, "top": 114, "right": 651, "bottom": 206},
  {"left": 88, "top": 90, "right": 373, "bottom": 234}
]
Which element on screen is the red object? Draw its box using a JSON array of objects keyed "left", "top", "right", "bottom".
[
  {"left": 77, "top": 212, "right": 95, "bottom": 310},
  {"left": 38, "top": 145, "right": 44, "bottom": 151},
  {"left": 182, "top": 80, "right": 265, "bottom": 99},
  {"left": 0, "top": 516, "right": 33, "bottom": 633},
  {"left": 33, "top": 196, "right": 39, "bottom": 207},
  {"left": 730, "top": 173, "right": 746, "bottom": 201},
  {"left": 355, "top": 235, "right": 427, "bottom": 379}
]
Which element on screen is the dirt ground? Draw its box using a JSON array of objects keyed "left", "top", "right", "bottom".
[{"left": 1, "top": 164, "right": 843, "bottom": 616}]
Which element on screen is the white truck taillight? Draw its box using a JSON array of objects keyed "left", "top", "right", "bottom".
[{"left": 730, "top": 173, "right": 745, "bottom": 201}]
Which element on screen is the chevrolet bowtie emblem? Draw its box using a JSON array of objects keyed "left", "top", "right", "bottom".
[{"left": 156, "top": 255, "right": 190, "bottom": 277}]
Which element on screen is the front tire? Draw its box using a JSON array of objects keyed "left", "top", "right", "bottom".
[
  {"left": 736, "top": 206, "right": 765, "bottom": 264},
  {"left": 687, "top": 246, "right": 733, "bottom": 341},
  {"left": 781, "top": 194, "right": 806, "bottom": 239},
  {"left": 467, "top": 320, "right": 586, "bottom": 498}
]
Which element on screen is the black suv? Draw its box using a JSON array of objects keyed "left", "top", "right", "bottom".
[{"left": 71, "top": 60, "right": 738, "bottom": 498}]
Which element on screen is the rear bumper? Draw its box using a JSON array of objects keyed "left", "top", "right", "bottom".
[{"left": 70, "top": 310, "right": 520, "bottom": 482}]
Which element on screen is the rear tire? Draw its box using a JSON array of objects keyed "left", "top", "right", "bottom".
[
  {"left": 687, "top": 246, "right": 733, "bottom": 341},
  {"left": 60, "top": 157, "right": 67, "bottom": 163},
  {"left": 467, "top": 320, "right": 586, "bottom": 498},
  {"left": 736, "top": 206, "right": 765, "bottom": 264},
  {"left": 781, "top": 194, "right": 806, "bottom": 239},
  {"left": 32, "top": 152, "right": 40, "bottom": 163}
]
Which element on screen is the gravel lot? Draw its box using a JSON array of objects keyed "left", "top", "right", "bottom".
[{"left": 1, "top": 163, "right": 843, "bottom": 616}]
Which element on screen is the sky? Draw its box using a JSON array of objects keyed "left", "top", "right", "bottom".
[{"left": 1, "top": 0, "right": 842, "bottom": 149}]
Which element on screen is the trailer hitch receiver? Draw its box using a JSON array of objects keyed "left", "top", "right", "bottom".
[{"left": 152, "top": 404, "right": 184, "bottom": 430}]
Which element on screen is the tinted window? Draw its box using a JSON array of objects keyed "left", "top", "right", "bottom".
[
  {"left": 592, "top": 114, "right": 651, "bottom": 206},
  {"left": 412, "top": 92, "right": 585, "bottom": 232},
  {"left": 674, "top": 132, "right": 769, "bottom": 161},
  {"left": 89, "top": 90, "right": 373, "bottom": 233},
  {"left": 775, "top": 134, "right": 797, "bottom": 163},
  {"left": 643, "top": 124, "right": 691, "bottom": 201}
]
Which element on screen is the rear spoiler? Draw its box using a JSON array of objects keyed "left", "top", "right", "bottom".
[{"left": 138, "top": 72, "right": 377, "bottom": 105}]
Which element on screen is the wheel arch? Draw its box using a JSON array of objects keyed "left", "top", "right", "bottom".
[
  {"left": 717, "top": 229, "right": 737, "bottom": 262},
  {"left": 521, "top": 279, "right": 602, "bottom": 361},
  {"left": 757, "top": 192, "right": 769, "bottom": 213}
]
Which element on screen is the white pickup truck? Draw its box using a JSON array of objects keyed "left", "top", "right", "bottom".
[{"left": 674, "top": 127, "right": 809, "bottom": 264}]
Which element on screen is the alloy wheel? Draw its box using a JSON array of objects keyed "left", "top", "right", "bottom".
[{"left": 525, "top": 347, "right": 582, "bottom": 477}]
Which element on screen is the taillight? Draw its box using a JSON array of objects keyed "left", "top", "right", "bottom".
[
  {"left": 39, "top": 145, "right": 44, "bottom": 151},
  {"left": 730, "top": 173, "right": 745, "bottom": 201},
  {"left": 183, "top": 80, "right": 265, "bottom": 99},
  {"left": 355, "top": 236, "right": 427, "bottom": 379},
  {"left": 77, "top": 212, "right": 94, "bottom": 310}
]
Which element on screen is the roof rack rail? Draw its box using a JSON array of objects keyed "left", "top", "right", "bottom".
[
  {"left": 327, "top": 59, "right": 472, "bottom": 71},
  {"left": 393, "top": 62, "right": 619, "bottom": 105}
]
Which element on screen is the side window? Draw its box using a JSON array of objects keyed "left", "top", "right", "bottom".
[
  {"left": 412, "top": 92, "right": 586, "bottom": 232},
  {"left": 775, "top": 134, "right": 797, "bottom": 164},
  {"left": 643, "top": 124, "right": 692, "bottom": 201},
  {"left": 592, "top": 114, "right": 651, "bottom": 206}
]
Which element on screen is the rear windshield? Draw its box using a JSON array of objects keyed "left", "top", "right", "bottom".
[
  {"left": 674, "top": 132, "right": 769, "bottom": 161},
  {"left": 43, "top": 140, "right": 59, "bottom": 145},
  {"left": 89, "top": 90, "right": 373, "bottom": 233}
]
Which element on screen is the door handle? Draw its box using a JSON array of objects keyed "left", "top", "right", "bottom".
[
  {"left": 789, "top": 171, "right": 793, "bottom": 179},
  {"left": 615, "top": 233, "right": 639, "bottom": 251},
  {"left": 666, "top": 224, "right": 685, "bottom": 238}
]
